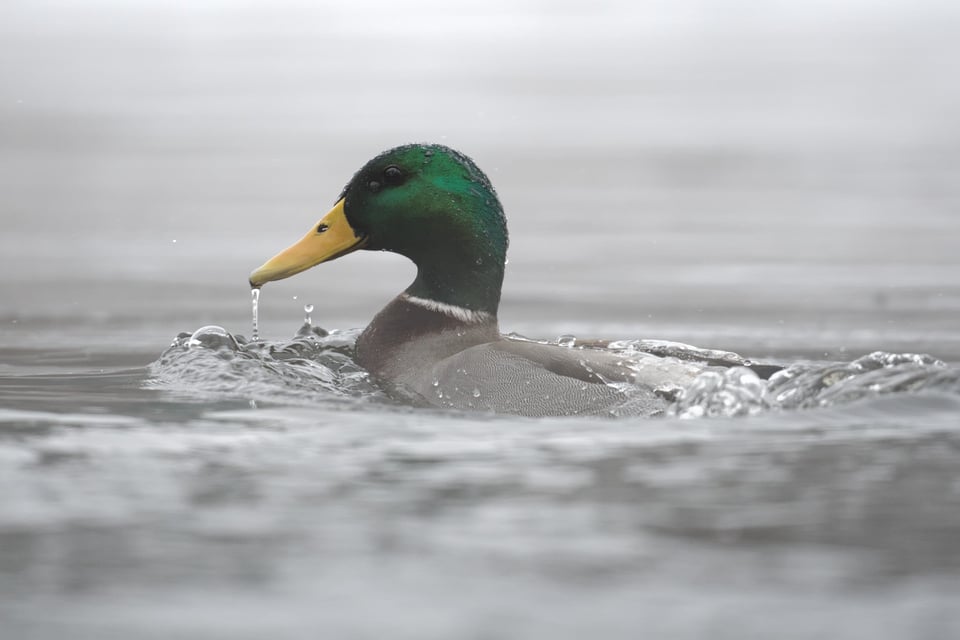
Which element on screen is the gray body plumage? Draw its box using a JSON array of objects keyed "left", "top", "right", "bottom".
[{"left": 356, "top": 296, "right": 702, "bottom": 417}]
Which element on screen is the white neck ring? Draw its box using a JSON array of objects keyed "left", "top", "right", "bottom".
[{"left": 402, "top": 294, "right": 493, "bottom": 324}]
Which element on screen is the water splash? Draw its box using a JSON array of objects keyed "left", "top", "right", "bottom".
[
  {"left": 668, "top": 367, "right": 767, "bottom": 418},
  {"left": 149, "top": 326, "right": 384, "bottom": 406},
  {"left": 556, "top": 334, "right": 577, "bottom": 348},
  {"left": 607, "top": 339, "right": 752, "bottom": 368},
  {"left": 153, "top": 320, "right": 960, "bottom": 419},
  {"left": 187, "top": 325, "right": 239, "bottom": 351},
  {"left": 763, "top": 352, "right": 952, "bottom": 410},
  {"left": 250, "top": 288, "right": 261, "bottom": 341},
  {"left": 668, "top": 351, "right": 958, "bottom": 418}
]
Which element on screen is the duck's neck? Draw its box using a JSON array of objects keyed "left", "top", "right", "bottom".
[
  {"left": 355, "top": 293, "right": 499, "bottom": 379},
  {"left": 405, "top": 251, "right": 505, "bottom": 317}
]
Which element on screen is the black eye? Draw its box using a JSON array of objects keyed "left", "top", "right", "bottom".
[
  {"left": 383, "top": 165, "right": 404, "bottom": 186},
  {"left": 316, "top": 223, "right": 328, "bottom": 233}
]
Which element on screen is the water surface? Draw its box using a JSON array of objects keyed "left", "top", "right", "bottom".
[{"left": 3, "top": 1, "right": 960, "bottom": 637}]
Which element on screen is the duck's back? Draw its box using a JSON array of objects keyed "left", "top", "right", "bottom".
[{"left": 423, "top": 341, "right": 672, "bottom": 417}]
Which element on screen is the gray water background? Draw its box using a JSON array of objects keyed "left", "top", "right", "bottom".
[{"left": 2, "top": 1, "right": 960, "bottom": 638}]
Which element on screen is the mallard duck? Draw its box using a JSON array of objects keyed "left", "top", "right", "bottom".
[{"left": 249, "top": 144, "right": 723, "bottom": 416}]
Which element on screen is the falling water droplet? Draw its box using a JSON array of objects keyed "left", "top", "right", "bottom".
[
  {"left": 251, "top": 288, "right": 261, "bottom": 341},
  {"left": 556, "top": 334, "right": 576, "bottom": 348},
  {"left": 304, "top": 303, "right": 314, "bottom": 326}
]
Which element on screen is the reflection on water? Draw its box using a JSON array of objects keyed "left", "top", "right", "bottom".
[{"left": 3, "top": 0, "right": 960, "bottom": 637}]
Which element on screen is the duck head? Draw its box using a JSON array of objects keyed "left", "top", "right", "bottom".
[{"left": 250, "top": 144, "right": 509, "bottom": 316}]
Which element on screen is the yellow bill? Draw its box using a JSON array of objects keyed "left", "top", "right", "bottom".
[{"left": 249, "top": 198, "right": 366, "bottom": 287}]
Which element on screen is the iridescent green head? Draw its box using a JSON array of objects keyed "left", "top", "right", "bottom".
[{"left": 249, "top": 144, "right": 509, "bottom": 315}]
